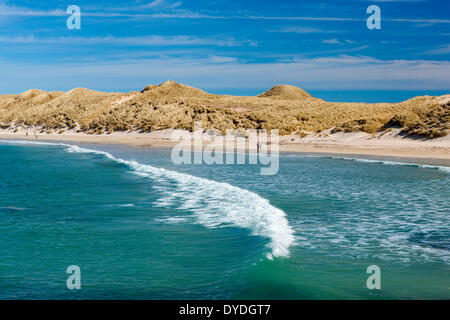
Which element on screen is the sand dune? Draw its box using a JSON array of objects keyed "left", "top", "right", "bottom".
[
  {"left": 258, "top": 84, "right": 312, "bottom": 100},
  {"left": 0, "top": 81, "right": 448, "bottom": 140}
]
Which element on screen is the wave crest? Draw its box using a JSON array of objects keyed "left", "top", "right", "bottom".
[{"left": 66, "top": 145, "right": 296, "bottom": 259}]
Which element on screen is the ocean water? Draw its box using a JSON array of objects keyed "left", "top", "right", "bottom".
[
  {"left": 0, "top": 140, "right": 449, "bottom": 300},
  {"left": 208, "top": 89, "right": 450, "bottom": 103}
]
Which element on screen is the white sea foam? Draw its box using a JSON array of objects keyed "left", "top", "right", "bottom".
[
  {"left": 3, "top": 139, "right": 449, "bottom": 261},
  {"left": 282, "top": 153, "right": 450, "bottom": 173},
  {"left": 154, "top": 216, "right": 190, "bottom": 224},
  {"left": 0, "top": 206, "right": 28, "bottom": 211},
  {"left": 63, "top": 146, "right": 448, "bottom": 263},
  {"left": 336, "top": 157, "right": 450, "bottom": 173},
  {"left": 65, "top": 145, "right": 296, "bottom": 259},
  {"left": 1, "top": 140, "right": 295, "bottom": 258},
  {"left": 104, "top": 203, "right": 136, "bottom": 208},
  {"left": 0, "top": 139, "right": 62, "bottom": 146}
]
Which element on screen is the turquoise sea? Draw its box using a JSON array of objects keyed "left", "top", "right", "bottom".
[{"left": 0, "top": 139, "right": 449, "bottom": 299}]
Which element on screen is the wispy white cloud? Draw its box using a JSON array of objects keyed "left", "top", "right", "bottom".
[
  {"left": 1, "top": 55, "right": 448, "bottom": 93},
  {"left": 0, "top": 4, "right": 65, "bottom": 16},
  {"left": 272, "top": 26, "right": 330, "bottom": 34},
  {"left": 143, "top": 0, "right": 165, "bottom": 8},
  {"left": 0, "top": 3, "right": 215, "bottom": 18},
  {"left": 322, "top": 38, "right": 340, "bottom": 44},
  {"left": 208, "top": 55, "right": 238, "bottom": 63},
  {"left": 0, "top": 35, "right": 257, "bottom": 47},
  {"left": 0, "top": 3, "right": 448, "bottom": 24},
  {"left": 140, "top": 0, "right": 182, "bottom": 9},
  {"left": 246, "top": 15, "right": 361, "bottom": 22},
  {"left": 422, "top": 44, "right": 450, "bottom": 55},
  {"left": 387, "top": 18, "right": 450, "bottom": 24},
  {"left": 101, "top": 0, "right": 183, "bottom": 12},
  {"left": 366, "top": 0, "right": 426, "bottom": 2}
]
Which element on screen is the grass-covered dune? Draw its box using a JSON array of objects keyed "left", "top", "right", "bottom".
[{"left": 0, "top": 80, "right": 448, "bottom": 138}]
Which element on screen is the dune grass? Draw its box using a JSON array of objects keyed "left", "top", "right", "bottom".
[{"left": 0, "top": 81, "right": 448, "bottom": 138}]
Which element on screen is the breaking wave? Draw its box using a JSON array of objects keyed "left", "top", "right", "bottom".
[
  {"left": 281, "top": 153, "right": 450, "bottom": 173},
  {"left": 335, "top": 157, "right": 450, "bottom": 173},
  {"left": 1, "top": 139, "right": 296, "bottom": 258},
  {"left": 64, "top": 145, "right": 296, "bottom": 259}
]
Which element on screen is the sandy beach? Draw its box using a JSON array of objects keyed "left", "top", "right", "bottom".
[
  {"left": 2, "top": 127, "right": 449, "bottom": 166},
  {"left": 1, "top": 81, "right": 448, "bottom": 168}
]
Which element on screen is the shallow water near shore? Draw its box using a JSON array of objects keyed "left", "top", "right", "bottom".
[{"left": 0, "top": 140, "right": 449, "bottom": 299}]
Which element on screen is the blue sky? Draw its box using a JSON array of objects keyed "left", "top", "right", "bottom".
[{"left": 0, "top": 0, "right": 449, "bottom": 101}]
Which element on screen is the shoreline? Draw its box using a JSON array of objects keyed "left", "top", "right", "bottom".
[{"left": 1, "top": 130, "right": 450, "bottom": 167}]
